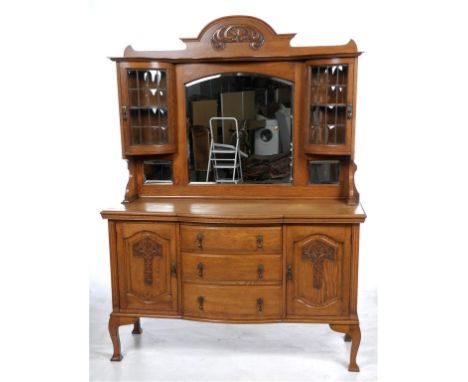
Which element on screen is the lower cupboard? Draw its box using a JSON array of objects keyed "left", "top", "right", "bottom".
[{"left": 105, "top": 218, "right": 363, "bottom": 371}]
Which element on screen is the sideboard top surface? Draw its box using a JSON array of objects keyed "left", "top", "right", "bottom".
[{"left": 101, "top": 198, "right": 366, "bottom": 224}]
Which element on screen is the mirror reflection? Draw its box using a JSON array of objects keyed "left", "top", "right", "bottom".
[{"left": 185, "top": 73, "right": 293, "bottom": 184}]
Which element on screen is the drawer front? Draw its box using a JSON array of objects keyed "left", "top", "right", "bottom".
[
  {"left": 183, "top": 283, "right": 282, "bottom": 319},
  {"left": 182, "top": 253, "right": 282, "bottom": 282},
  {"left": 180, "top": 225, "right": 282, "bottom": 253}
]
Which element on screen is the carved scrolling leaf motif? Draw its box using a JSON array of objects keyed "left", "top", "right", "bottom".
[
  {"left": 302, "top": 239, "right": 336, "bottom": 290},
  {"left": 132, "top": 235, "right": 162, "bottom": 286},
  {"left": 211, "top": 24, "right": 265, "bottom": 51}
]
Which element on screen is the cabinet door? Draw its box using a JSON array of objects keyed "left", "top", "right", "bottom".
[
  {"left": 304, "top": 58, "right": 355, "bottom": 155},
  {"left": 118, "top": 62, "right": 176, "bottom": 155},
  {"left": 286, "top": 225, "right": 351, "bottom": 317},
  {"left": 116, "top": 222, "right": 178, "bottom": 313}
]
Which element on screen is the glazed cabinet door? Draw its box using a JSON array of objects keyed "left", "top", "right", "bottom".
[
  {"left": 286, "top": 225, "right": 351, "bottom": 317},
  {"left": 118, "top": 62, "right": 176, "bottom": 155},
  {"left": 116, "top": 222, "right": 178, "bottom": 314},
  {"left": 304, "top": 58, "right": 355, "bottom": 155}
]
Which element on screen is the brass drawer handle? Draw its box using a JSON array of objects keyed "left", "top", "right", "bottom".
[
  {"left": 171, "top": 262, "right": 177, "bottom": 277},
  {"left": 257, "top": 264, "right": 264, "bottom": 279},
  {"left": 197, "top": 262, "right": 204, "bottom": 278},
  {"left": 196, "top": 232, "right": 204, "bottom": 249},
  {"left": 256, "top": 297, "right": 264, "bottom": 312},
  {"left": 197, "top": 296, "right": 204, "bottom": 310},
  {"left": 256, "top": 234, "right": 263, "bottom": 249}
]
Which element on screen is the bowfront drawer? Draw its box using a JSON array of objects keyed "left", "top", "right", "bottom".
[
  {"left": 183, "top": 283, "right": 282, "bottom": 319},
  {"left": 182, "top": 253, "right": 282, "bottom": 282},
  {"left": 180, "top": 225, "right": 282, "bottom": 253}
]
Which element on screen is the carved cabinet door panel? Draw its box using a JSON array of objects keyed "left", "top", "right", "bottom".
[
  {"left": 116, "top": 222, "right": 178, "bottom": 314},
  {"left": 286, "top": 225, "right": 351, "bottom": 317}
]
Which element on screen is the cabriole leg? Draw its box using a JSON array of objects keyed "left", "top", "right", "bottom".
[
  {"left": 132, "top": 318, "right": 142, "bottom": 334},
  {"left": 347, "top": 325, "right": 361, "bottom": 372},
  {"left": 108, "top": 314, "right": 138, "bottom": 361},
  {"left": 329, "top": 323, "right": 361, "bottom": 372}
]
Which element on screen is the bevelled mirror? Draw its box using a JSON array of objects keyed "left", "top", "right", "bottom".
[{"left": 185, "top": 73, "right": 293, "bottom": 184}]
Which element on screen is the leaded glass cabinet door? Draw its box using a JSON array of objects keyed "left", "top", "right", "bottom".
[
  {"left": 118, "top": 62, "right": 176, "bottom": 155},
  {"left": 304, "top": 58, "right": 355, "bottom": 155}
]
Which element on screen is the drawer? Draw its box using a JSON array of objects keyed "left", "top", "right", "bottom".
[
  {"left": 183, "top": 283, "right": 282, "bottom": 319},
  {"left": 180, "top": 225, "right": 282, "bottom": 253},
  {"left": 182, "top": 253, "right": 282, "bottom": 282}
]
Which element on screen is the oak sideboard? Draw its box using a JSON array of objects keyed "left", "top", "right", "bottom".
[{"left": 101, "top": 15, "right": 366, "bottom": 372}]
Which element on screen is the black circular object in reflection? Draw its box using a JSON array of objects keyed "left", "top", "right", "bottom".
[{"left": 260, "top": 128, "right": 273, "bottom": 142}]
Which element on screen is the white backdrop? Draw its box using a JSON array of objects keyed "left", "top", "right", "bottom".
[{"left": 1, "top": 0, "right": 467, "bottom": 381}]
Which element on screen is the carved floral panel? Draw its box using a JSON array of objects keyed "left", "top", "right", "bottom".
[
  {"left": 123, "top": 230, "right": 170, "bottom": 305},
  {"left": 301, "top": 239, "right": 336, "bottom": 290},
  {"left": 132, "top": 235, "right": 162, "bottom": 286},
  {"left": 295, "top": 234, "right": 342, "bottom": 307},
  {"left": 211, "top": 24, "right": 265, "bottom": 50}
]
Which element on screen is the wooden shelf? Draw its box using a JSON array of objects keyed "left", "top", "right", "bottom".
[
  {"left": 303, "top": 144, "right": 352, "bottom": 155},
  {"left": 125, "top": 143, "right": 176, "bottom": 156}
]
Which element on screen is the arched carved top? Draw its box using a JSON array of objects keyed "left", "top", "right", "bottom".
[
  {"left": 184, "top": 16, "right": 286, "bottom": 44},
  {"left": 181, "top": 15, "right": 292, "bottom": 51},
  {"left": 118, "top": 15, "right": 359, "bottom": 62}
]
